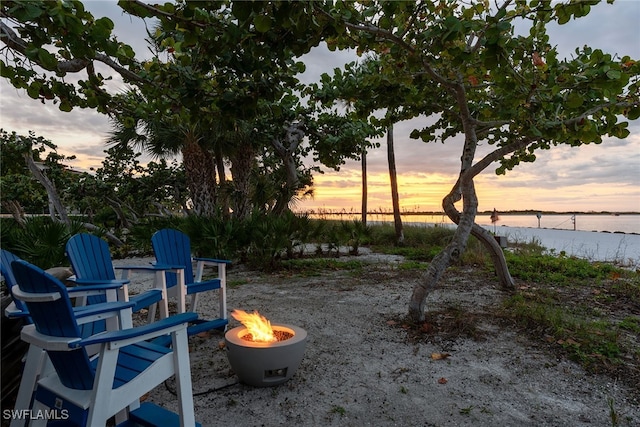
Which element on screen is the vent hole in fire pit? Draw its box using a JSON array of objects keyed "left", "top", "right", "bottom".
[
  {"left": 264, "top": 368, "right": 288, "bottom": 379},
  {"left": 241, "top": 330, "right": 293, "bottom": 342}
]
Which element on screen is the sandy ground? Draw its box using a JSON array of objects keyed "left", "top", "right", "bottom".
[{"left": 115, "top": 251, "right": 639, "bottom": 427}]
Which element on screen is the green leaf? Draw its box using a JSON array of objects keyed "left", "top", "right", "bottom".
[
  {"left": 27, "top": 81, "right": 42, "bottom": 99},
  {"left": 59, "top": 99, "right": 73, "bottom": 112},
  {"left": 232, "top": 1, "right": 253, "bottom": 21},
  {"left": 566, "top": 92, "right": 583, "bottom": 108},
  {"left": 605, "top": 69, "right": 621, "bottom": 80},
  {"left": 254, "top": 15, "right": 272, "bottom": 33},
  {"left": 627, "top": 107, "right": 640, "bottom": 120},
  {"left": 37, "top": 49, "right": 59, "bottom": 71}
]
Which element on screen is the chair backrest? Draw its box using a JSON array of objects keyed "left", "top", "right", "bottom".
[
  {"left": 151, "top": 229, "right": 195, "bottom": 288},
  {"left": 1, "top": 249, "right": 29, "bottom": 316},
  {"left": 11, "top": 260, "right": 96, "bottom": 390},
  {"left": 66, "top": 233, "right": 117, "bottom": 281},
  {"left": 0, "top": 249, "right": 31, "bottom": 323},
  {"left": 66, "top": 234, "right": 117, "bottom": 305}
]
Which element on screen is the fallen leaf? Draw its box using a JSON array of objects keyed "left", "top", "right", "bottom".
[
  {"left": 431, "top": 352, "right": 451, "bottom": 360},
  {"left": 438, "top": 377, "right": 448, "bottom": 384},
  {"left": 565, "top": 338, "right": 580, "bottom": 346},
  {"left": 387, "top": 320, "right": 399, "bottom": 326}
]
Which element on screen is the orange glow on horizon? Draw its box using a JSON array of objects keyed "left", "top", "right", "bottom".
[{"left": 296, "top": 170, "right": 640, "bottom": 213}]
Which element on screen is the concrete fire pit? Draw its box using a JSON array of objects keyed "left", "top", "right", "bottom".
[{"left": 225, "top": 324, "right": 307, "bottom": 387}]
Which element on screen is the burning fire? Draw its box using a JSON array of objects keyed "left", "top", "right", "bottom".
[{"left": 231, "top": 309, "right": 277, "bottom": 343}]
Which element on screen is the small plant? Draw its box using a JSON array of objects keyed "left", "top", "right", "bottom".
[
  {"left": 330, "top": 405, "right": 346, "bottom": 416},
  {"left": 607, "top": 396, "right": 619, "bottom": 427},
  {"left": 459, "top": 405, "right": 474, "bottom": 415}
]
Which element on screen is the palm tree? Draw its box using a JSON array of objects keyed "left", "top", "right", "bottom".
[
  {"left": 387, "top": 123, "right": 404, "bottom": 245},
  {"left": 107, "top": 94, "right": 221, "bottom": 217}
]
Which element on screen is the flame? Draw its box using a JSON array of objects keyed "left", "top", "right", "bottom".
[{"left": 231, "top": 309, "right": 277, "bottom": 342}]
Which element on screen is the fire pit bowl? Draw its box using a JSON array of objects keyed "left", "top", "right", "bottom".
[{"left": 225, "top": 323, "right": 307, "bottom": 387}]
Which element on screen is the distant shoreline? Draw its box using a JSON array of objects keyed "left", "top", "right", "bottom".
[{"left": 301, "top": 210, "right": 640, "bottom": 216}]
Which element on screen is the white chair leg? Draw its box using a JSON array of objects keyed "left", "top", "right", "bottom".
[
  {"left": 219, "top": 264, "right": 227, "bottom": 321},
  {"left": 10, "top": 345, "right": 49, "bottom": 427},
  {"left": 189, "top": 293, "right": 199, "bottom": 313},
  {"left": 27, "top": 400, "right": 49, "bottom": 427},
  {"left": 171, "top": 328, "right": 196, "bottom": 427},
  {"left": 147, "top": 302, "right": 157, "bottom": 323},
  {"left": 86, "top": 345, "right": 119, "bottom": 426}
]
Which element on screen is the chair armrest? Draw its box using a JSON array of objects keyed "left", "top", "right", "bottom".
[
  {"left": 150, "top": 262, "right": 187, "bottom": 270},
  {"left": 74, "top": 301, "right": 136, "bottom": 326},
  {"left": 73, "top": 301, "right": 136, "bottom": 319},
  {"left": 68, "top": 278, "right": 129, "bottom": 287},
  {"left": 73, "top": 312, "right": 198, "bottom": 349},
  {"left": 20, "top": 324, "right": 82, "bottom": 351},
  {"left": 115, "top": 264, "right": 177, "bottom": 272},
  {"left": 194, "top": 257, "right": 231, "bottom": 265},
  {"left": 67, "top": 281, "right": 128, "bottom": 292},
  {"left": 4, "top": 301, "right": 29, "bottom": 319}
]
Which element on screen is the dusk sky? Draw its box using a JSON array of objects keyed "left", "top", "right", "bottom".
[{"left": 1, "top": 1, "right": 639, "bottom": 213}]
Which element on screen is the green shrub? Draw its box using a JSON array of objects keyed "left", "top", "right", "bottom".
[{"left": 3, "top": 217, "right": 84, "bottom": 269}]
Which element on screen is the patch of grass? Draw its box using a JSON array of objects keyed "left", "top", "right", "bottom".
[
  {"left": 619, "top": 316, "right": 640, "bottom": 333},
  {"left": 227, "top": 278, "right": 250, "bottom": 288},
  {"left": 502, "top": 291, "right": 628, "bottom": 373},
  {"left": 397, "top": 260, "right": 428, "bottom": 271},
  {"left": 369, "top": 224, "right": 455, "bottom": 261},
  {"left": 280, "top": 258, "right": 366, "bottom": 276},
  {"left": 505, "top": 252, "right": 617, "bottom": 286},
  {"left": 498, "top": 252, "right": 639, "bottom": 390}
]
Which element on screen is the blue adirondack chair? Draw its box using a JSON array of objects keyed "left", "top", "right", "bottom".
[
  {"left": 151, "top": 228, "right": 231, "bottom": 335},
  {"left": 1, "top": 249, "right": 129, "bottom": 427},
  {"left": 65, "top": 234, "right": 168, "bottom": 324},
  {"left": 11, "top": 259, "right": 200, "bottom": 427}
]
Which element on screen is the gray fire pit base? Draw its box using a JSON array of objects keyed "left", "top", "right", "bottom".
[{"left": 225, "top": 324, "right": 307, "bottom": 387}]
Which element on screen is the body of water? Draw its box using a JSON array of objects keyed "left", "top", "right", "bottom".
[
  {"left": 308, "top": 212, "right": 640, "bottom": 266},
  {"left": 312, "top": 213, "right": 639, "bottom": 234}
]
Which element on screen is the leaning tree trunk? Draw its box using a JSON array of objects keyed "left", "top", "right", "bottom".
[
  {"left": 23, "top": 153, "right": 70, "bottom": 225},
  {"left": 387, "top": 124, "right": 404, "bottom": 245},
  {"left": 408, "top": 150, "right": 516, "bottom": 322},
  {"left": 182, "top": 133, "right": 218, "bottom": 217},
  {"left": 408, "top": 83, "right": 514, "bottom": 323}
]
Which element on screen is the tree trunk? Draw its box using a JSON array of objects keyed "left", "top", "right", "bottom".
[
  {"left": 23, "top": 153, "right": 70, "bottom": 226},
  {"left": 1, "top": 200, "right": 26, "bottom": 226},
  {"left": 387, "top": 124, "right": 404, "bottom": 245},
  {"left": 182, "top": 133, "right": 218, "bottom": 217},
  {"left": 230, "top": 142, "right": 255, "bottom": 221},
  {"left": 272, "top": 123, "right": 304, "bottom": 215},
  {"left": 408, "top": 84, "right": 481, "bottom": 323},
  {"left": 214, "top": 145, "right": 230, "bottom": 218},
  {"left": 361, "top": 149, "right": 367, "bottom": 226}
]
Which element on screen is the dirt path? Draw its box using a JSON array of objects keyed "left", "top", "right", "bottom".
[{"left": 119, "top": 253, "right": 639, "bottom": 426}]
